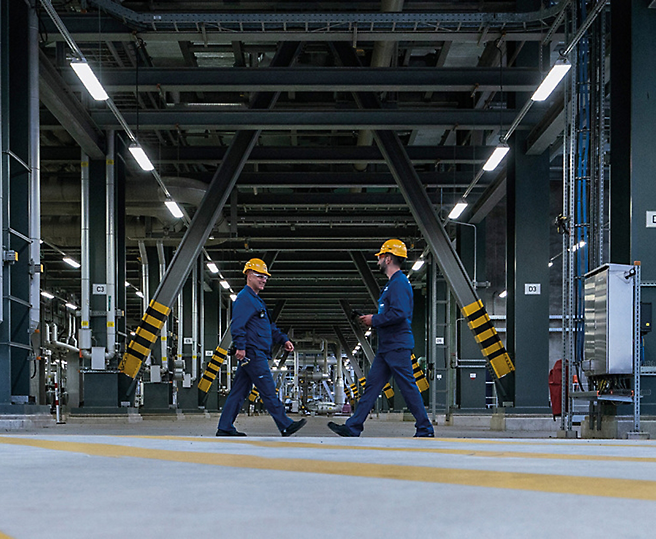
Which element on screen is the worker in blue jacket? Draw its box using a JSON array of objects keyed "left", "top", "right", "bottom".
[
  {"left": 328, "top": 239, "right": 434, "bottom": 438},
  {"left": 216, "top": 258, "right": 306, "bottom": 437}
]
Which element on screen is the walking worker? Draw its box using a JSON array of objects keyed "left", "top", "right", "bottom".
[
  {"left": 328, "top": 239, "right": 434, "bottom": 438},
  {"left": 216, "top": 258, "right": 306, "bottom": 437}
]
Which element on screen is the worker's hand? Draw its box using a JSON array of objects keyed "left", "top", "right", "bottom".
[
  {"left": 359, "top": 314, "right": 373, "bottom": 327},
  {"left": 235, "top": 349, "right": 246, "bottom": 361},
  {"left": 284, "top": 340, "right": 294, "bottom": 352}
]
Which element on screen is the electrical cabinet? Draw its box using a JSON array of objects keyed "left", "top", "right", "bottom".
[{"left": 583, "top": 264, "right": 635, "bottom": 376}]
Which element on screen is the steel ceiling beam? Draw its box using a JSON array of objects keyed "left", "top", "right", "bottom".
[
  {"left": 60, "top": 67, "right": 541, "bottom": 93},
  {"left": 40, "top": 145, "right": 492, "bottom": 164},
  {"left": 334, "top": 41, "right": 515, "bottom": 403},
  {"left": 38, "top": 50, "right": 105, "bottom": 160},
  {"left": 119, "top": 41, "right": 303, "bottom": 385},
  {"left": 79, "top": 109, "right": 539, "bottom": 131}
]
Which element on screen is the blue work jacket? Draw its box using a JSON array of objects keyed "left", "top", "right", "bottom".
[
  {"left": 371, "top": 270, "right": 414, "bottom": 353},
  {"left": 231, "top": 285, "right": 288, "bottom": 356}
]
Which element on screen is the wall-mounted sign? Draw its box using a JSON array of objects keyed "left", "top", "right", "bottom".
[{"left": 525, "top": 283, "right": 541, "bottom": 295}]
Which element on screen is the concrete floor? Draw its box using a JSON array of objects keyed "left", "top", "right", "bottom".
[{"left": 2, "top": 413, "right": 656, "bottom": 539}]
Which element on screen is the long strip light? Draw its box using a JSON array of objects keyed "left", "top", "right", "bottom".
[
  {"left": 70, "top": 60, "right": 109, "bottom": 101},
  {"left": 411, "top": 259, "right": 425, "bottom": 271},
  {"left": 531, "top": 59, "right": 572, "bottom": 102},
  {"left": 207, "top": 262, "right": 219, "bottom": 274},
  {"left": 220, "top": 280, "right": 230, "bottom": 289},
  {"left": 165, "top": 200, "right": 184, "bottom": 219},
  {"left": 448, "top": 201, "right": 468, "bottom": 220},
  {"left": 128, "top": 143, "right": 154, "bottom": 171},
  {"left": 62, "top": 257, "right": 81, "bottom": 269},
  {"left": 483, "top": 144, "right": 510, "bottom": 171},
  {"left": 41, "top": 291, "right": 55, "bottom": 300}
]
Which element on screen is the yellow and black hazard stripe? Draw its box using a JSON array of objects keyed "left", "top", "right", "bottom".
[
  {"left": 349, "top": 382, "right": 359, "bottom": 399},
  {"left": 461, "top": 299, "right": 515, "bottom": 379},
  {"left": 198, "top": 346, "right": 229, "bottom": 393},
  {"left": 411, "top": 354, "right": 430, "bottom": 392},
  {"left": 119, "top": 300, "right": 171, "bottom": 378},
  {"left": 382, "top": 382, "right": 394, "bottom": 400},
  {"left": 248, "top": 387, "right": 260, "bottom": 403},
  {"left": 358, "top": 376, "right": 367, "bottom": 391}
]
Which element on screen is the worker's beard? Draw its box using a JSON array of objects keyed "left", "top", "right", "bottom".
[{"left": 378, "top": 259, "right": 388, "bottom": 274}]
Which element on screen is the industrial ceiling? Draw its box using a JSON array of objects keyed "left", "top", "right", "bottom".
[{"left": 37, "top": 0, "right": 567, "bottom": 348}]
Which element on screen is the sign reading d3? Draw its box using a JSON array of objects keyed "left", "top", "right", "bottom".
[{"left": 525, "top": 283, "right": 541, "bottom": 295}]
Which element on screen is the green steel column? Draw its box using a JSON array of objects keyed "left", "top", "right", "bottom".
[
  {"left": 610, "top": 1, "right": 656, "bottom": 411},
  {"left": 506, "top": 130, "right": 550, "bottom": 412},
  {"left": 88, "top": 159, "right": 108, "bottom": 354}
]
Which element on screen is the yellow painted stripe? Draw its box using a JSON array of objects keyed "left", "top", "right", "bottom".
[
  {"left": 461, "top": 299, "right": 483, "bottom": 317},
  {"left": 144, "top": 314, "right": 164, "bottom": 329},
  {"left": 198, "top": 379, "right": 212, "bottom": 393},
  {"left": 474, "top": 327, "right": 497, "bottom": 344},
  {"left": 468, "top": 315, "right": 491, "bottom": 331},
  {"left": 130, "top": 340, "right": 151, "bottom": 357},
  {"left": 482, "top": 340, "right": 504, "bottom": 357},
  {"left": 0, "top": 530, "right": 15, "bottom": 539},
  {"left": 149, "top": 300, "right": 171, "bottom": 317},
  {"left": 216, "top": 347, "right": 228, "bottom": 356},
  {"left": 119, "top": 353, "right": 142, "bottom": 378},
  {"left": 490, "top": 353, "right": 515, "bottom": 377},
  {"left": 136, "top": 326, "right": 158, "bottom": 343},
  {"left": 2, "top": 437, "right": 656, "bottom": 501}
]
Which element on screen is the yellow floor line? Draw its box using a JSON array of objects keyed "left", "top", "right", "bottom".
[
  {"left": 0, "top": 531, "right": 16, "bottom": 539},
  {"left": 2, "top": 436, "right": 656, "bottom": 501},
  {"left": 130, "top": 435, "right": 656, "bottom": 464}
]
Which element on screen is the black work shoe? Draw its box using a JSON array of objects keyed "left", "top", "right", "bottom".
[
  {"left": 327, "top": 421, "right": 356, "bottom": 437},
  {"left": 216, "top": 429, "right": 247, "bottom": 436},
  {"left": 282, "top": 418, "right": 307, "bottom": 437},
  {"left": 413, "top": 432, "right": 435, "bottom": 438}
]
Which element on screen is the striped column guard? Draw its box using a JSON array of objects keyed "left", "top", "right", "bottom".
[
  {"left": 411, "top": 354, "right": 430, "bottom": 392},
  {"left": 349, "top": 383, "right": 359, "bottom": 399},
  {"left": 119, "top": 300, "right": 171, "bottom": 379},
  {"left": 198, "top": 346, "right": 229, "bottom": 393},
  {"left": 382, "top": 382, "right": 394, "bottom": 400},
  {"left": 248, "top": 388, "right": 260, "bottom": 403},
  {"left": 461, "top": 299, "right": 515, "bottom": 379}
]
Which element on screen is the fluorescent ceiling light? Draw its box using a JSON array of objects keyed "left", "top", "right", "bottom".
[
  {"left": 70, "top": 60, "right": 109, "bottom": 101},
  {"left": 448, "top": 201, "right": 468, "bottom": 220},
  {"left": 63, "top": 257, "right": 81, "bottom": 268},
  {"left": 483, "top": 144, "right": 510, "bottom": 171},
  {"left": 548, "top": 261, "right": 554, "bottom": 268},
  {"left": 65, "top": 302, "right": 79, "bottom": 310},
  {"left": 135, "top": 290, "right": 145, "bottom": 298},
  {"left": 207, "top": 262, "right": 219, "bottom": 274},
  {"left": 125, "top": 281, "right": 130, "bottom": 287},
  {"left": 41, "top": 291, "right": 55, "bottom": 300},
  {"left": 499, "top": 290, "right": 508, "bottom": 298},
  {"left": 365, "top": 330, "right": 372, "bottom": 337},
  {"left": 220, "top": 280, "right": 230, "bottom": 289},
  {"left": 165, "top": 200, "right": 184, "bottom": 219},
  {"left": 531, "top": 61, "right": 572, "bottom": 101},
  {"left": 412, "top": 259, "right": 425, "bottom": 271},
  {"left": 128, "top": 143, "right": 154, "bottom": 171},
  {"left": 230, "top": 293, "right": 238, "bottom": 302}
]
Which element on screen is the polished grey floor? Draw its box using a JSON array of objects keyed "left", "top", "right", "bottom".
[{"left": 1, "top": 413, "right": 655, "bottom": 539}]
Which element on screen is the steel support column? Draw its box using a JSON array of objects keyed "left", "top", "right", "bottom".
[
  {"left": 333, "top": 41, "right": 514, "bottom": 403},
  {"left": 610, "top": 1, "right": 656, "bottom": 411},
  {"left": 120, "top": 41, "right": 303, "bottom": 385}
]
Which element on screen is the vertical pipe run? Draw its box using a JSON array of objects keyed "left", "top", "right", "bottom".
[
  {"left": 80, "top": 153, "right": 91, "bottom": 355},
  {"left": 335, "top": 342, "right": 344, "bottom": 407},
  {"left": 157, "top": 242, "right": 168, "bottom": 372},
  {"left": 430, "top": 255, "right": 438, "bottom": 422},
  {"left": 28, "top": 0, "right": 40, "bottom": 333},
  {"left": 138, "top": 241, "right": 149, "bottom": 313},
  {"left": 199, "top": 258, "right": 205, "bottom": 383},
  {"left": 191, "top": 258, "right": 198, "bottom": 381},
  {"left": 105, "top": 132, "right": 116, "bottom": 359}
]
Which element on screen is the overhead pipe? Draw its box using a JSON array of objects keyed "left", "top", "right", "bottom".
[
  {"left": 157, "top": 242, "right": 168, "bottom": 372},
  {"left": 28, "top": 0, "right": 40, "bottom": 333}
]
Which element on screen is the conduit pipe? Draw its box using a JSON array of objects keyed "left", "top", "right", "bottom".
[
  {"left": 191, "top": 258, "right": 198, "bottom": 381},
  {"left": 104, "top": 131, "right": 116, "bottom": 360},
  {"left": 28, "top": 0, "right": 41, "bottom": 333},
  {"left": 157, "top": 242, "right": 168, "bottom": 372},
  {"left": 80, "top": 151, "right": 91, "bottom": 357},
  {"left": 45, "top": 323, "right": 80, "bottom": 354}
]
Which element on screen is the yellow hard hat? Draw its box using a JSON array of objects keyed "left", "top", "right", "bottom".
[
  {"left": 375, "top": 239, "right": 408, "bottom": 259},
  {"left": 243, "top": 258, "right": 271, "bottom": 276}
]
